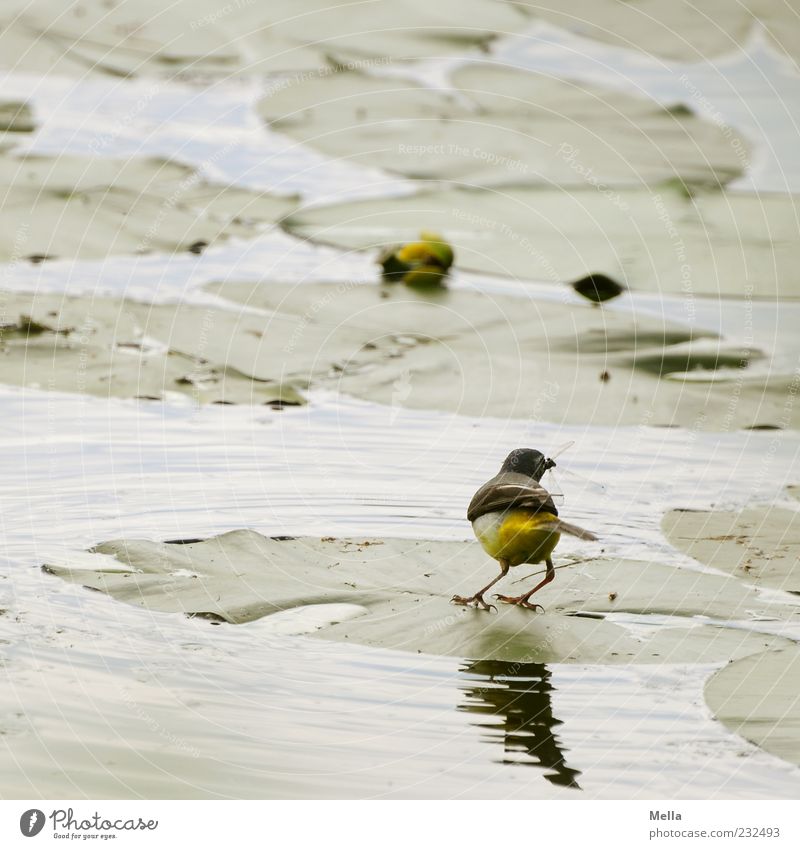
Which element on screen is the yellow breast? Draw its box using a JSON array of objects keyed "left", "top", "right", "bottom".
[{"left": 472, "top": 509, "right": 560, "bottom": 567}]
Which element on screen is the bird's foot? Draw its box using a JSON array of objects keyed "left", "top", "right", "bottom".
[
  {"left": 451, "top": 593, "right": 496, "bottom": 612},
  {"left": 493, "top": 594, "right": 545, "bottom": 612}
]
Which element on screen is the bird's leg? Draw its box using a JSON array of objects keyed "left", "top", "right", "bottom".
[
  {"left": 495, "top": 558, "right": 555, "bottom": 611},
  {"left": 451, "top": 560, "right": 509, "bottom": 612}
]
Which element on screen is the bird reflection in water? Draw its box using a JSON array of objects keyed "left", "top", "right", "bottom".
[{"left": 458, "top": 660, "right": 582, "bottom": 789}]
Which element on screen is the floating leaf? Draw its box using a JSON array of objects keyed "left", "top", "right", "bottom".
[
  {"left": 663, "top": 506, "right": 800, "bottom": 592},
  {"left": 512, "top": 0, "right": 800, "bottom": 64},
  {"left": 284, "top": 183, "right": 800, "bottom": 298},
  {"left": 260, "top": 63, "right": 746, "bottom": 187},
  {"left": 706, "top": 648, "right": 800, "bottom": 768},
  {"left": 0, "top": 155, "right": 297, "bottom": 261},
  {"left": 43, "top": 531, "right": 797, "bottom": 664},
  {"left": 0, "top": 291, "right": 304, "bottom": 406},
  {"left": 0, "top": 0, "right": 525, "bottom": 78}
]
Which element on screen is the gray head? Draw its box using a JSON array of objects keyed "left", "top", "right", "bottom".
[{"left": 499, "top": 448, "right": 555, "bottom": 481}]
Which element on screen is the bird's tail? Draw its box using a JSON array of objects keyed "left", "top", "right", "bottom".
[{"left": 542, "top": 518, "right": 598, "bottom": 541}]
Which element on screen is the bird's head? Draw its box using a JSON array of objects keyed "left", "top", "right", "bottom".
[{"left": 500, "top": 448, "right": 555, "bottom": 481}]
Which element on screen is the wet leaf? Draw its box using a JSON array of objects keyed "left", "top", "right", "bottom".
[
  {"left": 512, "top": 0, "right": 800, "bottom": 64},
  {"left": 663, "top": 506, "right": 800, "bottom": 592},
  {"left": 43, "top": 531, "right": 797, "bottom": 664},
  {"left": 260, "top": 63, "right": 745, "bottom": 187},
  {"left": 0, "top": 155, "right": 297, "bottom": 262},
  {"left": 284, "top": 183, "right": 800, "bottom": 299},
  {"left": 208, "top": 279, "right": 793, "bottom": 428},
  {"left": 0, "top": 0, "right": 524, "bottom": 78},
  {"left": 706, "top": 647, "right": 800, "bottom": 768},
  {"left": 0, "top": 291, "right": 304, "bottom": 406}
]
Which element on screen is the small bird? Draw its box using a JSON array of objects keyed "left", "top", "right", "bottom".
[{"left": 452, "top": 448, "right": 598, "bottom": 612}]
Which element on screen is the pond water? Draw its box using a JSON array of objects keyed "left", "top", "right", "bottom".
[{"left": 1, "top": 17, "right": 799, "bottom": 798}]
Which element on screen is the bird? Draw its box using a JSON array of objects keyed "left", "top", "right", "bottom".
[{"left": 452, "top": 448, "right": 598, "bottom": 612}]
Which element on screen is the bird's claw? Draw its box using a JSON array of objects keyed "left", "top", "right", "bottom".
[
  {"left": 451, "top": 594, "right": 497, "bottom": 613},
  {"left": 493, "top": 594, "right": 545, "bottom": 612}
]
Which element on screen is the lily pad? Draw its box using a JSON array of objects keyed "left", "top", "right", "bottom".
[
  {"left": 206, "top": 279, "right": 795, "bottom": 429},
  {"left": 43, "top": 530, "right": 796, "bottom": 664},
  {"left": 663, "top": 506, "right": 800, "bottom": 592},
  {"left": 706, "top": 648, "right": 800, "bottom": 768},
  {"left": 512, "top": 0, "right": 800, "bottom": 65},
  {"left": 283, "top": 182, "right": 800, "bottom": 298},
  {"left": 0, "top": 155, "right": 297, "bottom": 262},
  {"left": 0, "top": 291, "right": 303, "bottom": 405},
  {"left": 259, "top": 63, "right": 745, "bottom": 187},
  {"left": 4, "top": 281, "right": 791, "bottom": 426},
  {"left": 0, "top": 0, "right": 524, "bottom": 79}
]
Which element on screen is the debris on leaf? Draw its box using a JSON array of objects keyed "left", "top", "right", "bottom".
[
  {"left": 378, "top": 230, "right": 454, "bottom": 288},
  {"left": 571, "top": 273, "right": 626, "bottom": 304},
  {"left": 0, "top": 100, "right": 35, "bottom": 133}
]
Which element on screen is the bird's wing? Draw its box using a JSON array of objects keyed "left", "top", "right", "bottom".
[{"left": 467, "top": 472, "right": 558, "bottom": 522}]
